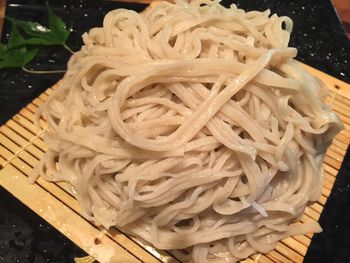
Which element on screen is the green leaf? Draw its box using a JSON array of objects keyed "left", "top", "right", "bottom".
[
  {"left": 6, "top": 5, "right": 71, "bottom": 47},
  {"left": 6, "top": 17, "right": 50, "bottom": 37},
  {"left": 47, "top": 4, "right": 71, "bottom": 43},
  {"left": 0, "top": 44, "right": 7, "bottom": 59},
  {"left": 0, "top": 43, "right": 39, "bottom": 69},
  {"left": 0, "top": 3, "right": 71, "bottom": 70},
  {"left": 7, "top": 23, "right": 25, "bottom": 48}
]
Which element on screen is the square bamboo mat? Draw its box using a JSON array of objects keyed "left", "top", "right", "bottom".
[{"left": 0, "top": 63, "right": 349, "bottom": 263}]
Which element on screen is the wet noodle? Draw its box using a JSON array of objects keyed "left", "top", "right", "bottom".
[{"left": 33, "top": 1, "right": 343, "bottom": 262}]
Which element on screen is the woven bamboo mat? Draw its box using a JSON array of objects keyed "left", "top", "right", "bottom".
[{"left": 0, "top": 64, "right": 349, "bottom": 263}]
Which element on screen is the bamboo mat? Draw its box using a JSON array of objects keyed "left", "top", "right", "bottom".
[{"left": 0, "top": 64, "right": 349, "bottom": 263}]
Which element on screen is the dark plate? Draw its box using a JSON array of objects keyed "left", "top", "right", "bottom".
[{"left": 0, "top": 1, "right": 349, "bottom": 262}]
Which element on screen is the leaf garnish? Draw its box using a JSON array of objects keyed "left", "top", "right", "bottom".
[
  {"left": 0, "top": 23, "right": 39, "bottom": 69},
  {"left": 6, "top": 5, "right": 71, "bottom": 47},
  {"left": 1, "top": 4, "right": 72, "bottom": 72}
]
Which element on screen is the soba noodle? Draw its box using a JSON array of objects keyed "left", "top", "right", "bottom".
[{"left": 32, "top": 0, "right": 344, "bottom": 262}]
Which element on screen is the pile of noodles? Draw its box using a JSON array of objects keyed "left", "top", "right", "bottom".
[{"left": 33, "top": 0, "right": 344, "bottom": 262}]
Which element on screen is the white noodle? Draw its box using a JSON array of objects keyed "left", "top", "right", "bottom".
[{"left": 32, "top": 0, "right": 343, "bottom": 262}]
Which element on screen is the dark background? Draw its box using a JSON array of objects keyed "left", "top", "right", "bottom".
[{"left": 0, "top": 0, "right": 349, "bottom": 262}]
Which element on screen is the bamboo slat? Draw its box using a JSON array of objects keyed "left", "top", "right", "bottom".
[{"left": 0, "top": 64, "right": 349, "bottom": 263}]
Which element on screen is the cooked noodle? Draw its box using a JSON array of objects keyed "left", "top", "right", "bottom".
[{"left": 33, "top": 0, "right": 344, "bottom": 262}]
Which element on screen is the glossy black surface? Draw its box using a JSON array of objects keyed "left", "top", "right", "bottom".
[
  {"left": 0, "top": 187, "right": 85, "bottom": 262},
  {"left": 0, "top": 1, "right": 349, "bottom": 262},
  {"left": 304, "top": 146, "right": 350, "bottom": 263}
]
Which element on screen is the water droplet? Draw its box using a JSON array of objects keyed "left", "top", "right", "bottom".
[
  {"left": 28, "top": 85, "right": 32, "bottom": 89},
  {"left": 340, "top": 72, "right": 345, "bottom": 76},
  {"left": 12, "top": 223, "right": 17, "bottom": 228},
  {"left": 84, "top": 13, "right": 88, "bottom": 17}
]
